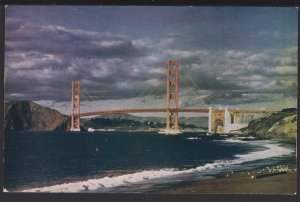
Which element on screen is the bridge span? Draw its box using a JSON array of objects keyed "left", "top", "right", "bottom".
[
  {"left": 70, "top": 60, "right": 271, "bottom": 134},
  {"left": 72, "top": 108, "right": 209, "bottom": 117}
]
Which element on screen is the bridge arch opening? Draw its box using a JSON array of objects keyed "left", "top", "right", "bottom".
[{"left": 212, "top": 119, "right": 224, "bottom": 134}]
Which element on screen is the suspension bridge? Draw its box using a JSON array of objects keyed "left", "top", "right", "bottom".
[{"left": 70, "top": 60, "right": 269, "bottom": 134}]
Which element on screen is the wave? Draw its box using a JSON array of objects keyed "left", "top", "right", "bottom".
[
  {"left": 186, "top": 137, "right": 201, "bottom": 140},
  {"left": 213, "top": 138, "right": 248, "bottom": 144},
  {"left": 19, "top": 141, "right": 294, "bottom": 193},
  {"left": 236, "top": 136, "right": 255, "bottom": 139},
  {"left": 234, "top": 143, "right": 293, "bottom": 163}
]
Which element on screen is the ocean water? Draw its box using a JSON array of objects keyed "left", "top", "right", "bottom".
[{"left": 3, "top": 131, "right": 296, "bottom": 193}]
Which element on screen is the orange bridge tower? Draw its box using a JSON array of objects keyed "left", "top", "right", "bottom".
[{"left": 165, "top": 60, "right": 180, "bottom": 135}]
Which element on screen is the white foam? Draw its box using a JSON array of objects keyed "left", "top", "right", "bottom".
[
  {"left": 213, "top": 138, "right": 247, "bottom": 144},
  {"left": 186, "top": 137, "right": 201, "bottom": 140},
  {"left": 234, "top": 143, "right": 294, "bottom": 163},
  {"left": 236, "top": 136, "right": 255, "bottom": 139},
  {"left": 19, "top": 141, "right": 294, "bottom": 193},
  {"left": 21, "top": 168, "right": 189, "bottom": 193}
]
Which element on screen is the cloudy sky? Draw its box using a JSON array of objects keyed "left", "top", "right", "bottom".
[{"left": 5, "top": 6, "right": 298, "bottom": 115}]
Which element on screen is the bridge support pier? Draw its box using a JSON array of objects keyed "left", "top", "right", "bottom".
[
  {"left": 70, "top": 81, "right": 81, "bottom": 132},
  {"left": 208, "top": 107, "right": 266, "bottom": 134},
  {"left": 224, "top": 107, "right": 230, "bottom": 133},
  {"left": 208, "top": 106, "right": 212, "bottom": 133}
]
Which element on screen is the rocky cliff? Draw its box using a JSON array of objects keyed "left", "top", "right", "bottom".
[
  {"left": 240, "top": 108, "right": 297, "bottom": 142},
  {"left": 4, "top": 101, "right": 70, "bottom": 131}
]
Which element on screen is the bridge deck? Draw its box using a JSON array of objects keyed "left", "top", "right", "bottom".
[
  {"left": 72, "top": 108, "right": 210, "bottom": 117},
  {"left": 71, "top": 108, "right": 271, "bottom": 117}
]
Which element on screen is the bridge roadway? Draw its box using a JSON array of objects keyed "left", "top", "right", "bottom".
[
  {"left": 71, "top": 108, "right": 210, "bottom": 117},
  {"left": 71, "top": 108, "right": 270, "bottom": 117}
]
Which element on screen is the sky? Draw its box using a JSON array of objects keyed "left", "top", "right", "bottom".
[{"left": 4, "top": 6, "right": 298, "bottom": 115}]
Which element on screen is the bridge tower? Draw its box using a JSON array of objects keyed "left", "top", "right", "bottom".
[
  {"left": 71, "top": 81, "right": 81, "bottom": 131},
  {"left": 165, "top": 60, "right": 180, "bottom": 134}
]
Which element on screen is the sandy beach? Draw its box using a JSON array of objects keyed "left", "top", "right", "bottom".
[{"left": 156, "top": 161, "right": 297, "bottom": 194}]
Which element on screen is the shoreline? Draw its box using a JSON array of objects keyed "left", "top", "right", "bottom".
[
  {"left": 155, "top": 161, "right": 297, "bottom": 194},
  {"left": 6, "top": 161, "right": 297, "bottom": 193}
]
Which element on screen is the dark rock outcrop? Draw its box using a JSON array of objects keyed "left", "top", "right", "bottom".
[{"left": 4, "top": 101, "right": 70, "bottom": 131}]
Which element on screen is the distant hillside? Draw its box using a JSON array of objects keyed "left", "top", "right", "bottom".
[
  {"left": 93, "top": 113, "right": 208, "bottom": 129},
  {"left": 240, "top": 108, "right": 297, "bottom": 142},
  {"left": 4, "top": 101, "right": 70, "bottom": 131},
  {"left": 83, "top": 115, "right": 203, "bottom": 131}
]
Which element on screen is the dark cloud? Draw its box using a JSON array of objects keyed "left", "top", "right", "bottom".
[
  {"left": 4, "top": 18, "right": 158, "bottom": 101},
  {"left": 6, "top": 18, "right": 149, "bottom": 59},
  {"left": 163, "top": 47, "right": 297, "bottom": 106},
  {"left": 203, "top": 91, "right": 281, "bottom": 105},
  {"left": 4, "top": 15, "right": 297, "bottom": 109}
]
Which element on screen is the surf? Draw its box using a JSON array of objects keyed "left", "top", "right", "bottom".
[{"left": 19, "top": 140, "right": 294, "bottom": 193}]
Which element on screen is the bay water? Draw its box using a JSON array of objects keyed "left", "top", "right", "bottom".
[{"left": 3, "top": 131, "right": 296, "bottom": 193}]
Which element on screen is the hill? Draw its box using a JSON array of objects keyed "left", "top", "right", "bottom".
[
  {"left": 4, "top": 101, "right": 70, "bottom": 131},
  {"left": 239, "top": 108, "right": 297, "bottom": 143},
  {"left": 90, "top": 113, "right": 208, "bottom": 129},
  {"left": 82, "top": 114, "right": 206, "bottom": 131}
]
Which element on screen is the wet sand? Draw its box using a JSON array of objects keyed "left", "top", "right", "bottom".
[{"left": 157, "top": 162, "right": 297, "bottom": 194}]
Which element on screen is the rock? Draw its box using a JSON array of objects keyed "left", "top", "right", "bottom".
[{"left": 4, "top": 101, "right": 71, "bottom": 131}]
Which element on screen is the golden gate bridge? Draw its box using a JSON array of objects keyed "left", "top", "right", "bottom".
[{"left": 70, "top": 60, "right": 269, "bottom": 134}]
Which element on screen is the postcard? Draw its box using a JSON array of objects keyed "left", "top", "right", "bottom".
[{"left": 3, "top": 5, "right": 297, "bottom": 194}]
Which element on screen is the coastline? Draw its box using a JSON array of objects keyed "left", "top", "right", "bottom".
[{"left": 155, "top": 161, "right": 297, "bottom": 194}]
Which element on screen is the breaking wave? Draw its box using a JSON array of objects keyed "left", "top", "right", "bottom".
[
  {"left": 213, "top": 138, "right": 248, "bottom": 144},
  {"left": 19, "top": 141, "right": 294, "bottom": 193}
]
